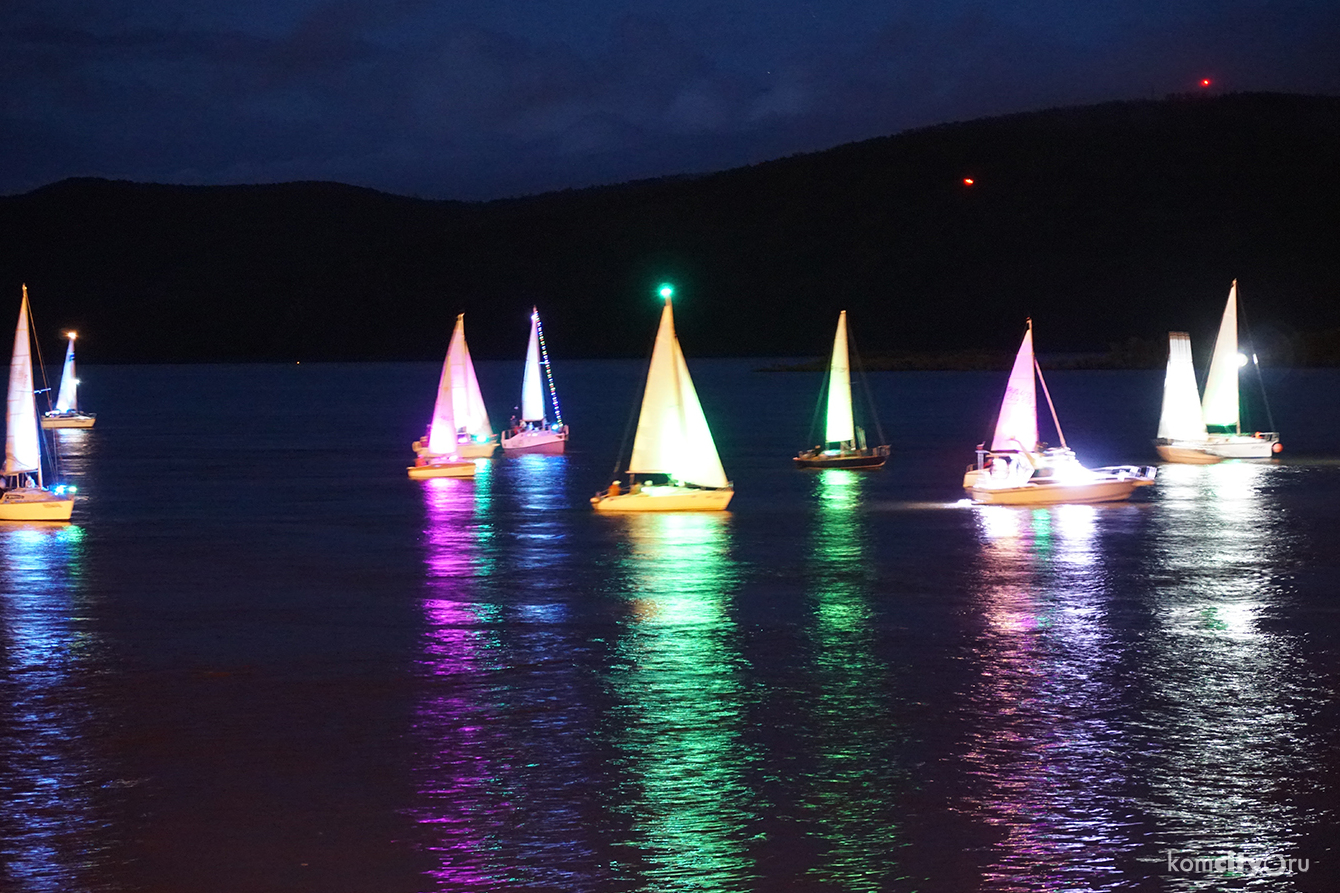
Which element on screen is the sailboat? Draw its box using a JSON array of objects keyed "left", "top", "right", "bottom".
[
  {"left": 1155, "top": 280, "right": 1281, "bottom": 461},
  {"left": 408, "top": 318, "right": 478, "bottom": 479},
  {"left": 412, "top": 314, "right": 497, "bottom": 459},
  {"left": 500, "top": 308, "right": 569, "bottom": 454},
  {"left": 40, "top": 331, "right": 96, "bottom": 428},
  {"left": 2, "top": 286, "right": 77, "bottom": 520},
  {"left": 963, "top": 319, "right": 1156, "bottom": 505},
  {"left": 794, "top": 310, "right": 889, "bottom": 469},
  {"left": 590, "top": 285, "right": 733, "bottom": 512},
  {"left": 1153, "top": 332, "right": 1223, "bottom": 464}
]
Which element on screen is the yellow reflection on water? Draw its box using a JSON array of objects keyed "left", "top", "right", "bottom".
[
  {"left": 962, "top": 503, "right": 1138, "bottom": 888},
  {"left": 0, "top": 524, "right": 104, "bottom": 890},
  {"left": 801, "top": 470, "right": 900, "bottom": 891},
  {"left": 608, "top": 513, "right": 753, "bottom": 892}
]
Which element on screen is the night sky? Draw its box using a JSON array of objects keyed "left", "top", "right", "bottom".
[{"left": 3, "top": 1, "right": 1338, "bottom": 201}]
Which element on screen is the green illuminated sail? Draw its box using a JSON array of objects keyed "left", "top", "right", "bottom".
[{"left": 824, "top": 311, "right": 855, "bottom": 445}]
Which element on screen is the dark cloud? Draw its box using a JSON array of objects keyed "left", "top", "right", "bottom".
[{"left": 2, "top": 0, "right": 1338, "bottom": 198}]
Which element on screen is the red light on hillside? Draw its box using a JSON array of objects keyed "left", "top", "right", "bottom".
[
  {"left": 1200, "top": 78, "right": 1212, "bottom": 88},
  {"left": 963, "top": 177, "right": 974, "bottom": 186}
]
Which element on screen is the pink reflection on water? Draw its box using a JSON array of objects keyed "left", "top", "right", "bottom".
[{"left": 412, "top": 476, "right": 498, "bottom": 889}]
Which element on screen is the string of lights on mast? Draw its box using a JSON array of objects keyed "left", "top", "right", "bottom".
[{"left": 534, "top": 309, "right": 563, "bottom": 428}]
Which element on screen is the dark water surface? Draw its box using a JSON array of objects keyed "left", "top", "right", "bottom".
[{"left": 2, "top": 360, "right": 1337, "bottom": 892}]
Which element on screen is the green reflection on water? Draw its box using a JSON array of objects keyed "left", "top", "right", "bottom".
[
  {"left": 803, "top": 470, "right": 901, "bottom": 891},
  {"left": 607, "top": 513, "right": 754, "bottom": 892}
]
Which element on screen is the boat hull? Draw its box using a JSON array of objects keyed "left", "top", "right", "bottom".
[
  {"left": 1202, "top": 434, "right": 1281, "bottom": 459},
  {"left": 794, "top": 446, "right": 888, "bottom": 469},
  {"left": 501, "top": 427, "right": 568, "bottom": 454},
  {"left": 0, "top": 489, "right": 75, "bottom": 521},
  {"left": 41, "top": 412, "right": 96, "bottom": 429},
  {"left": 970, "top": 478, "right": 1151, "bottom": 506},
  {"left": 455, "top": 440, "right": 498, "bottom": 458},
  {"left": 414, "top": 437, "right": 497, "bottom": 459},
  {"left": 591, "top": 486, "right": 733, "bottom": 512},
  {"left": 407, "top": 459, "right": 476, "bottom": 479},
  {"left": 1155, "top": 442, "right": 1224, "bottom": 464}
]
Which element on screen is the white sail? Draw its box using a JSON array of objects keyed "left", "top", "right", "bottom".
[
  {"left": 990, "top": 323, "right": 1038, "bottom": 452},
  {"left": 824, "top": 311, "right": 855, "bottom": 444},
  {"left": 520, "top": 310, "right": 545, "bottom": 422},
  {"left": 4, "top": 287, "right": 42, "bottom": 477},
  {"left": 445, "top": 314, "right": 493, "bottom": 439},
  {"left": 54, "top": 334, "right": 77, "bottom": 412},
  {"left": 1201, "top": 281, "right": 1240, "bottom": 432},
  {"left": 425, "top": 347, "right": 459, "bottom": 457},
  {"left": 627, "top": 301, "right": 728, "bottom": 489},
  {"left": 1157, "top": 332, "right": 1209, "bottom": 441}
]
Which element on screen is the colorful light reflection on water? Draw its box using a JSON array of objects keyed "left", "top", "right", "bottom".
[
  {"left": 963, "top": 503, "right": 1148, "bottom": 889},
  {"left": 413, "top": 476, "right": 498, "bottom": 889},
  {"left": 0, "top": 524, "right": 108, "bottom": 893},
  {"left": 605, "top": 512, "right": 753, "bottom": 892},
  {"left": 1141, "top": 462, "right": 1316, "bottom": 882},
  {"left": 798, "top": 469, "right": 903, "bottom": 891}
]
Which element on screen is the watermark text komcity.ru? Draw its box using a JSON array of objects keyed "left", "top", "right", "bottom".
[{"left": 1166, "top": 850, "right": 1311, "bottom": 877}]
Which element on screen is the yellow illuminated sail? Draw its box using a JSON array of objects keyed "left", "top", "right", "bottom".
[
  {"left": 627, "top": 300, "right": 729, "bottom": 489},
  {"left": 445, "top": 314, "right": 493, "bottom": 439},
  {"left": 4, "top": 286, "right": 42, "bottom": 477}
]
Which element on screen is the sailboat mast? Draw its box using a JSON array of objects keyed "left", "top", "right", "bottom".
[
  {"left": 1033, "top": 356, "right": 1067, "bottom": 449},
  {"left": 534, "top": 309, "right": 564, "bottom": 427}
]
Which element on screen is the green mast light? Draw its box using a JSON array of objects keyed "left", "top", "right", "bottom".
[{"left": 658, "top": 283, "right": 674, "bottom": 300}]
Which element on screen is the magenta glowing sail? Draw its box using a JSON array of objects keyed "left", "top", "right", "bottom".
[
  {"left": 990, "top": 323, "right": 1038, "bottom": 452},
  {"left": 425, "top": 342, "right": 461, "bottom": 457}
]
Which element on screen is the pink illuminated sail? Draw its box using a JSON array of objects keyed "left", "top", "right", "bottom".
[
  {"left": 425, "top": 346, "right": 459, "bottom": 456},
  {"left": 990, "top": 323, "right": 1038, "bottom": 452}
]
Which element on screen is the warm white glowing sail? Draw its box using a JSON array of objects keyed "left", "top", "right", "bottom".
[
  {"left": 627, "top": 301, "right": 728, "bottom": 489},
  {"left": 1157, "top": 332, "right": 1209, "bottom": 441},
  {"left": 1201, "top": 281, "right": 1240, "bottom": 432},
  {"left": 824, "top": 311, "right": 855, "bottom": 445},
  {"left": 520, "top": 310, "right": 545, "bottom": 422},
  {"left": 445, "top": 314, "right": 493, "bottom": 439},
  {"left": 4, "top": 287, "right": 42, "bottom": 477},
  {"left": 990, "top": 324, "right": 1038, "bottom": 452},
  {"left": 54, "top": 334, "right": 78, "bottom": 412}
]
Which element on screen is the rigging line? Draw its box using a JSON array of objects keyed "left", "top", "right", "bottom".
[
  {"left": 1236, "top": 285, "right": 1277, "bottom": 432},
  {"left": 807, "top": 355, "right": 828, "bottom": 446},
  {"left": 1033, "top": 357, "right": 1067, "bottom": 449},
  {"left": 847, "top": 323, "right": 886, "bottom": 446}
]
